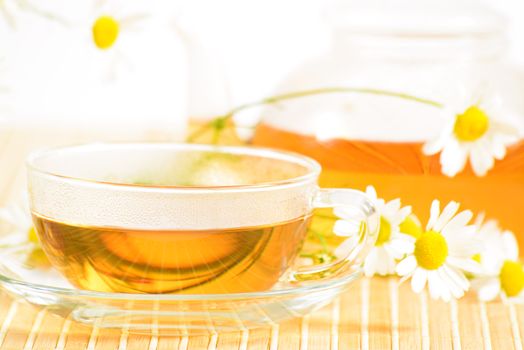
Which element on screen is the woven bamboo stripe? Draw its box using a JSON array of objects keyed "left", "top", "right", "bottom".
[{"left": 0, "top": 279, "right": 522, "bottom": 349}]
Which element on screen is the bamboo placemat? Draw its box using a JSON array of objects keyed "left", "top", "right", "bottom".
[
  {"left": 0, "top": 278, "right": 523, "bottom": 349},
  {"left": 0, "top": 129, "right": 523, "bottom": 349}
]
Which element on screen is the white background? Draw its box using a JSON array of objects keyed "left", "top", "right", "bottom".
[
  {"left": 178, "top": 0, "right": 524, "bottom": 108},
  {"left": 1, "top": 0, "right": 522, "bottom": 124}
]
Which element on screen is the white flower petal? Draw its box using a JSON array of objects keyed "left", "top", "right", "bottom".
[
  {"left": 432, "top": 201, "right": 460, "bottom": 233},
  {"left": 473, "top": 218, "right": 517, "bottom": 273},
  {"left": 375, "top": 247, "right": 395, "bottom": 276},
  {"left": 0, "top": 210, "right": 17, "bottom": 227},
  {"left": 502, "top": 231, "right": 519, "bottom": 261},
  {"left": 489, "top": 136, "right": 507, "bottom": 159},
  {"left": 14, "top": 207, "right": 30, "bottom": 224},
  {"left": 441, "top": 289, "right": 452, "bottom": 302},
  {"left": 0, "top": 234, "right": 27, "bottom": 246},
  {"left": 442, "top": 264, "right": 469, "bottom": 292},
  {"left": 423, "top": 134, "right": 449, "bottom": 155},
  {"left": 333, "top": 219, "right": 360, "bottom": 237},
  {"left": 387, "top": 237, "right": 415, "bottom": 258},
  {"left": 481, "top": 220, "right": 500, "bottom": 235},
  {"left": 364, "top": 249, "right": 380, "bottom": 277},
  {"left": 333, "top": 206, "right": 362, "bottom": 221},
  {"left": 470, "top": 142, "right": 494, "bottom": 176},
  {"left": 235, "top": 126, "right": 255, "bottom": 142},
  {"left": 480, "top": 255, "right": 504, "bottom": 276},
  {"left": 439, "top": 285, "right": 453, "bottom": 302},
  {"left": 426, "top": 200, "right": 441, "bottom": 231},
  {"left": 440, "top": 140, "right": 468, "bottom": 177},
  {"left": 441, "top": 210, "right": 472, "bottom": 237},
  {"left": 428, "top": 270, "right": 446, "bottom": 300},
  {"left": 389, "top": 206, "right": 412, "bottom": 226},
  {"left": 374, "top": 258, "right": 387, "bottom": 277},
  {"left": 446, "top": 256, "right": 483, "bottom": 274},
  {"left": 365, "top": 186, "right": 378, "bottom": 202},
  {"left": 422, "top": 118, "right": 454, "bottom": 155},
  {"left": 387, "top": 257, "right": 398, "bottom": 275},
  {"left": 490, "top": 120, "right": 521, "bottom": 140},
  {"left": 408, "top": 214, "right": 422, "bottom": 227},
  {"left": 0, "top": 204, "right": 32, "bottom": 244},
  {"left": 494, "top": 133, "right": 520, "bottom": 148},
  {"left": 439, "top": 267, "right": 465, "bottom": 299},
  {"left": 396, "top": 255, "right": 417, "bottom": 276},
  {"left": 399, "top": 205, "right": 412, "bottom": 218},
  {"left": 477, "top": 279, "right": 501, "bottom": 302},
  {"left": 449, "top": 239, "right": 480, "bottom": 256},
  {"left": 445, "top": 225, "right": 477, "bottom": 241},
  {"left": 334, "top": 236, "right": 358, "bottom": 258},
  {"left": 411, "top": 268, "right": 428, "bottom": 293},
  {"left": 384, "top": 199, "right": 401, "bottom": 215},
  {"left": 474, "top": 212, "right": 486, "bottom": 227}
]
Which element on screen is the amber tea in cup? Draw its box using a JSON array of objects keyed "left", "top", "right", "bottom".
[
  {"left": 28, "top": 144, "right": 377, "bottom": 294},
  {"left": 32, "top": 216, "right": 310, "bottom": 294}
]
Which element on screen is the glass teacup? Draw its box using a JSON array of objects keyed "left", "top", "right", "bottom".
[{"left": 27, "top": 144, "right": 378, "bottom": 294}]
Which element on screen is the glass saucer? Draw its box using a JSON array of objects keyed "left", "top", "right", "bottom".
[{"left": 0, "top": 243, "right": 361, "bottom": 335}]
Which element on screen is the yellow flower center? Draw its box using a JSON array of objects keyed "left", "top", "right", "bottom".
[
  {"left": 500, "top": 260, "right": 524, "bottom": 297},
  {"left": 375, "top": 216, "right": 392, "bottom": 246},
  {"left": 92, "top": 16, "right": 119, "bottom": 49},
  {"left": 453, "top": 106, "right": 490, "bottom": 142},
  {"left": 399, "top": 215, "right": 423, "bottom": 239},
  {"left": 472, "top": 253, "right": 482, "bottom": 263},
  {"left": 28, "top": 226, "right": 39, "bottom": 243},
  {"left": 414, "top": 231, "right": 448, "bottom": 270}
]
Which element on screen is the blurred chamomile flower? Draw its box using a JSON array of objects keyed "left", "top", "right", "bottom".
[
  {"left": 396, "top": 200, "right": 481, "bottom": 301},
  {"left": 84, "top": 0, "right": 151, "bottom": 80},
  {"left": 423, "top": 90, "right": 520, "bottom": 177},
  {"left": 0, "top": 202, "right": 49, "bottom": 267},
  {"left": 90, "top": 0, "right": 148, "bottom": 49},
  {"left": 470, "top": 215, "right": 522, "bottom": 302},
  {"left": 334, "top": 186, "right": 414, "bottom": 277},
  {"left": 0, "top": 203, "right": 36, "bottom": 246}
]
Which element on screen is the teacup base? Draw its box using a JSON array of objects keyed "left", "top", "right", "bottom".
[{"left": 0, "top": 244, "right": 361, "bottom": 334}]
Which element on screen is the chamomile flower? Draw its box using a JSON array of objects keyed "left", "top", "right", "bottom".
[
  {"left": 0, "top": 202, "right": 50, "bottom": 267},
  {"left": 86, "top": 0, "right": 151, "bottom": 80},
  {"left": 472, "top": 214, "right": 511, "bottom": 271},
  {"left": 423, "top": 92, "right": 521, "bottom": 177},
  {"left": 470, "top": 217, "right": 522, "bottom": 302},
  {"left": 334, "top": 186, "right": 414, "bottom": 277},
  {"left": 396, "top": 200, "right": 481, "bottom": 301}
]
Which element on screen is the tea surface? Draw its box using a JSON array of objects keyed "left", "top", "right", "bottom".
[{"left": 33, "top": 214, "right": 310, "bottom": 294}]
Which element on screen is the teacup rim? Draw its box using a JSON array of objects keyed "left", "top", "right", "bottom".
[{"left": 26, "top": 142, "right": 322, "bottom": 193}]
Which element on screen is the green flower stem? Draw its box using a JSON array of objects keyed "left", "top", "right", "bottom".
[{"left": 187, "top": 86, "right": 443, "bottom": 143}]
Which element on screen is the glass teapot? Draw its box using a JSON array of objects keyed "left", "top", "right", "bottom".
[{"left": 253, "top": 0, "right": 524, "bottom": 243}]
